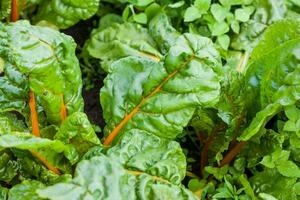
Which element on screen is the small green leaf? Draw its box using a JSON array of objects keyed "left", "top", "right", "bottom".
[
  {"left": 128, "top": 0, "right": 154, "bottom": 7},
  {"left": 217, "top": 34, "right": 230, "bottom": 50},
  {"left": 194, "top": 0, "right": 211, "bottom": 13},
  {"left": 285, "top": 105, "right": 300, "bottom": 121},
  {"left": 294, "top": 182, "right": 300, "bottom": 195},
  {"left": 210, "top": 3, "right": 229, "bottom": 22},
  {"left": 231, "top": 20, "right": 240, "bottom": 33},
  {"left": 277, "top": 160, "right": 300, "bottom": 178},
  {"left": 258, "top": 193, "right": 278, "bottom": 200},
  {"left": 184, "top": 6, "right": 202, "bottom": 22},
  {"left": 133, "top": 13, "right": 148, "bottom": 24},
  {"left": 234, "top": 6, "right": 255, "bottom": 22},
  {"left": 261, "top": 155, "right": 275, "bottom": 168},
  {"left": 168, "top": 1, "right": 185, "bottom": 8},
  {"left": 209, "top": 21, "right": 230, "bottom": 36}
]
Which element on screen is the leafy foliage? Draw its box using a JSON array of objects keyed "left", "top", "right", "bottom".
[{"left": 1, "top": 1, "right": 300, "bottom": 200}]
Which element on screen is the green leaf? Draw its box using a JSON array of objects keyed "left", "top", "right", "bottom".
[
  {"left": 220, "top": 0, "right": 253, "bottom": 6},
  {"left": 54, "top": 112, "right": 101, "bottom": 157},
  {"left": 0, "top": 150, "right": 18, "bottom": 182},
  {"left": 8, "top": 180, "right": 45, "bottom": 200},
  {"left": 234, "top": 6, "right": 255, "bottom": 22},
  {"left": 250, "top": 168, "right": 298, "bottom": 200},
  {"left": 184, "top": 6, "right": 202, "bottom": 22},
  {"left": 106, "top": 129, "right": 186, "bottom": 184},
  {"left": 277, "top": 160, "right": 300, "bottom": 178},
  {"left": 238, "top": 175, "right": 256, "bottom": 200},
  {"left": 239, "top": 20, "right": 300, "bottom": 141},
  {"left": 0, "top": 113, "right": 27, "bottom": 134},
  {"left": 132, "top": 13, "right": 148, "bottom": 24},
  {"left": 217, "top": 34, "right": 230, "bottom": 50},
  {"left": 85, "top": 22, "right": 162, "bottom": 72},
  {"left": 0, "top": 0, "right": 11, "bottom": 20},
  {"left": 209, "top": 21, "right": 230, "bottom": 36},
  {"left": 149, "top": 13, "right": 180, "bottom": 54},
  {"left": 168, "top": 1, "right": 185, "bottom": 8},
  {"left": 0, "top": 21, "right": 84, "bottom": 125},
  {"left": 210, "top": 3, "right": 229, "bottom": 22},
  {"left": 34, "top": 0, "right": 99, "bottom": 29},
  {"left": 0, "top": 186, "right": 8, "bottom": 200},
  {"left": 0, "top": 133, "right": 66, "bottom": 152},
  {"left": 194, "top": 0, "right": 211, "bottom": 13},
  {"left": 285, "top": 105, "right": 300, "bottom": 122},
  {"left": 231, "top": 20, "right": 240, "bottom": 33},
  {"left": 101, "top": 33, "right": 221, "bottom": 142},
  {"left": 128, "top": 0, "right": 153, "bottom": 7},
  {"left": 37, "top": 155, "right": 198, "bottom": 200}
]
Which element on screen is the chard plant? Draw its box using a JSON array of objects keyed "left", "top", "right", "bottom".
[{"left": 0, "top": 1, "right": 300, "bottom": 200}]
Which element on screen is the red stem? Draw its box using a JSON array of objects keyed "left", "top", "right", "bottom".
[
  {"left": 11, "top": 0, "right": 19, "bottom": 22},
  {"left": 200, "top": 124, "right": 225, "bottom": 175},
  {"left": 219, "top": 141, "right": 246, "bottom": 167}
]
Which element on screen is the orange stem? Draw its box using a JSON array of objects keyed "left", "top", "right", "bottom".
[
  {"left": 219, "top": 141, "right": 246, "bottom": 167},
  {"left": 29, "top": 90, "right": 60, "bottom": 175},
  {"left": 60, "top": 94, "right": 67, "bottom": 121},
  {"left": 11, "top": 0, "right": 19, "bottom": 22},
  {"left": 30, "top": 150, "right": 61, "bottom": 175},
  {"left": 29, "top": 90, "right": 40, "bottom": 137},
  {"left": 103, "top": 56, "right": 195, "bottom": 146}
]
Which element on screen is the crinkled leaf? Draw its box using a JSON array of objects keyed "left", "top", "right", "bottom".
[
  {"left": 148, "top": 13, "right": 180, "bottom": 54},
  {"left": 85, "top": 22, "right": 162, "bottom": 72},
  {"left": 0, "top": 186, "right": 8, "bottom": 200},
  {"left": 250, "top": 169, "right": 298, "bottom": 200},
  {"left": 37, "top": 155, "right": 198, "bottom": 200},
  {"left": 55, "top": 112, "right": 101, "bottom": 156},
  {"left": 106, "top": 129, "right": 186, "bottom": 184},
  {"left": 8, "top": 180, "right": 45, "bottom": 200},
  {"left": 34, "top": 0, "right": 99, "bottom": 29},
  {"left": 101, "top": 33, "right": 221, "bottom": 142},
  {"left": 0, "top": 150, "right": 18, "bottom": 182},
  {"left": 0, "top": 21, "right": 84, "bottom": 125}
]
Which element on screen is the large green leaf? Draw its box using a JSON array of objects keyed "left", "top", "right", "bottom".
[
  {"left": 239, "top": 19, "right": 300, "bottom": 141},
  {"left": 101, "top": 33, "right": 221, "bottom": 143},
  {"left": 37, "top": 155, "right": 198, "bottom": 200},
  {"left": 85, "top": 22, "right": 162, "bottom": 72},
  {"left": 0, "top": 21, "right": 84, "bottom": 124},
  {"left": 34, "top": 0, "right": 99, "bottom": 29}
]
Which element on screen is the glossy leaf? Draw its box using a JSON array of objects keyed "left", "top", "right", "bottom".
[
  {"left": 0, "top": 132, "right": 66, "bottom": 152},
  {"left": 85, "top": 22, "right": 162, "bottom": 72},
  {"left": 239, "top": 19, "right": 300, "bottom": 141},
  {"left": 0, "top": 21, "right": 84, "bottom": 124},
  {"left": 55, "top": 112, "right": 101, "bottom": 156},
  {"left": 106, "top": 129, "right": 186, "bottom": 185},
  {"left": 34, "top": 0, "right": 99, "bottom": 29},
  {"left": 38, "top": 155, "right": 198, "bottom": 200},
  {"left": 101, "top": 33, "right": 221, "bottom": 143}
]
